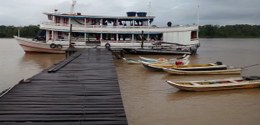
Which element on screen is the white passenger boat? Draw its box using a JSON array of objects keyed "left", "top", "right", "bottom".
[{"left": 15, "top": 1, "right": 200, "bottom": 54}]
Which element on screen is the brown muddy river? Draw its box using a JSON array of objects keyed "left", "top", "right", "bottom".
[{"left": 1, "top": 38, "right": 260, "bottom": 125}]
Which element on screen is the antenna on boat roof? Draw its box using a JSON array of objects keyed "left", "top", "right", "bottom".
[
  {"left": 70, "top": 0, "right": 77, "bottom": 14},
  {"left": 197, "top": 1, "right": 200, "bottom": 26},
  {"left": 148, "top": 1, "right": 152, "bottom": 16},
  {"left": 197, "top": 0, "right": 200, "bottom": 39}
]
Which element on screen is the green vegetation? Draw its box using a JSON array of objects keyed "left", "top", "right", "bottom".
[
  {"left": 0, "top": 25, "right": 39, "bottom": 38},
  {"left": 199, "top": 24, "right": 260, "bottom": 38},
  {"left": 0, "top": 24, "right": 260, "bottom": 38}
]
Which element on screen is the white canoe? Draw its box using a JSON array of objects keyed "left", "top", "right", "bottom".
[
  {"left": 166, "top": 76, "right": 260, "bottom": 91},
  {"left": 141, "top": 59, "right": 190, "bottom": 71},
  {"left": 122, "top": 58, "right": 141, "bottom": 64},
  {"left": 143, "top": 62, "right": 228, "bottom": 72},
  {"left": 139, "top": 54, "right": 190, "bottom": 63},
  {"left": 126, "top": 55, "right": 190, "bottom": 65},
  {"left": 163, "top": 67, "right": 242, "bottom": 75}
]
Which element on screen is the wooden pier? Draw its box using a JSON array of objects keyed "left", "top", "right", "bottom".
[{"left": 0, "top": 49, "right": 128, "bottom": 125}]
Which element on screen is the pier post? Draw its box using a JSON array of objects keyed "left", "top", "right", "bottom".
[
  {"left": 65, "top": 45, "right": 77, "bottom": 58},
  {"left": 141, "top": 30, "right": 144, "bottom": 48},
  {"left": 66, "top": 24, "right": 77, "bottom": 58}
]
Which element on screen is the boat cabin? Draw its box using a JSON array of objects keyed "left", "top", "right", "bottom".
[{"left": 40, "top": 10, "right": 199, "bottom": 48}]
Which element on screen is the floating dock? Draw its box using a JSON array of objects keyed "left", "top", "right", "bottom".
[{"left": 0, "top": 49, "right": 128, "bottom": 125}]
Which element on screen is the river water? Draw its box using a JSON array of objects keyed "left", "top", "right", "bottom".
[
  {"left": 1, "top": 38, "right": 260, "bottom": 125},
  {"left": 0, "top": 39, "right": 64, "bottom": 93}
]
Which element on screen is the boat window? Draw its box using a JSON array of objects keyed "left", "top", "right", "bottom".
[
  {"left": 55, "top": 16, "right": 61, "bottom": 24},
  {"left": 191, "top": 31, "right": 197, "bottom": 40},
  {"left": 48, "top": 15, "right": 53, "bottom": 20},
  {"left": 63, "top": 18, "right": 69, "bottom": 25}
]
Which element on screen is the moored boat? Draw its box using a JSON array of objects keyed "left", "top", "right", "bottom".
[
  {"left": 14, "top": 36, "right": 66, "bottom": 54},
  {"left": 14, "top": 1, "right": 200, "bottom": 54},
  {"left": 141, "top": 59, "right": 190, "bottom": 71},
  {"left": 163, "top": 67, "right": 242, "bottom": 75},
  {"left": 166, "top": 76, "right": 260, "bottom": 91},
  {"left": 143, "top": 62, "right": 227, "bottom": 71},
  {"left": 123, "top": 54, "right": 190, "bottom": 64},
  {"left": 122, "top": 58, "right": 141, "bottom": 64},
  {"left": 139, "top": 56, "right": 167, "bottom": 62},
  {"left": 123, "top": 47, "right": 193, "bottom": 55},
  {"left": 139, "top": 54, "right": 190, "bottom": 63}
]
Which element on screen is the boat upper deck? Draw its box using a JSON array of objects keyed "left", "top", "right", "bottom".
[
  {"left": 44, "top": 12, "right": 155, "bottom": 21},
  {"left": 40, "top": 22, "right": 198, "bottom": 34}
]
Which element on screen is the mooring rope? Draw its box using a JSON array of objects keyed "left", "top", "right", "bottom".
[{"left": 241, "top": 63, "right": 260, "bottom": 69}]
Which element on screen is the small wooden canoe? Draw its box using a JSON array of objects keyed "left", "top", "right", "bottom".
[
  {"left": 163, "top": 67, "right": 242, "bottom": 75},
  {"left": 141, "top": 61, "right": 165, "bottom": 71},
  {"left": 122, "top": 58, "right": 141, "bottom": 64},
  {"left": 143, "top": 62, "right": 227, "bottom": 71},
  {"left": 123, "top": 54, "right": 190, "bottom": 64},
  {"left": 139, "top": 56, "right": 167, "bottom": 62},
  {"left": 141, "top": 59, "right": 190, "bottom": 71},
  {"left": 139, "top": 54, "right": 190, "bottom": 63},
  {"left": 166, "top": 76, "right": 260, "bottom": 91}
]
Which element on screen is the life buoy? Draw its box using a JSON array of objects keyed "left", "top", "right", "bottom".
[
  {"left": 176, "top": 48, "right": 182, "bottom": 51},
  {"left": 105, "top": 43, "right": 111, "bottom": 48},
  {"left": 50, "top": 43, "right": 56, "bottom": 48},
  {"left": 56, "top": 44, "right": 63, "bottom": 49}
]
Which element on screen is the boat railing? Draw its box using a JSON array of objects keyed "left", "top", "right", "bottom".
[
  {"left": 54, "top": 37, "right": 97, "bottom": 42},
  {"left": 42, "top": 22, "right": 153, "bottom": 29},
  {"left": 101, "top": 40, "right": 157, "bottom": 43},
  {"left": 41, "top": 22, "right": 198, "bottom": 30}
]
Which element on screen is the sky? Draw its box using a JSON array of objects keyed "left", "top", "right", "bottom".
[{"left": 0, "top": 0, "right": 260, "bottom": 26}]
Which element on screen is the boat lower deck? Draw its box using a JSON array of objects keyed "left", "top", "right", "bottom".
[{"left": 0, "top": 49, "right": 128, "bottom": 125}]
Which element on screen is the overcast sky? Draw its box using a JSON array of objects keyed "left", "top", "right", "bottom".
[{"left": 1, "top": 0, "right": 260, "bottom": 26}]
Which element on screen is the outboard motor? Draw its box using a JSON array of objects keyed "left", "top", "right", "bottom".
[{"left": 215, "top": 61, "right": 223, "bottom": 65}]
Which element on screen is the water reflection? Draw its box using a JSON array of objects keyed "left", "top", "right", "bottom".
[
  {"left": 167, "top": 88, "right": 260, "bottom": 101},
  {"left": 20, "top": 53, "right": 64, "bottom": 70},
  {"left": 0, "top": 39, "right": 64, "bottom": 93}
]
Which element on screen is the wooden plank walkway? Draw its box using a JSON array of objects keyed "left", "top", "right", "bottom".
[{"left": 0, "top": 49, "right": 128, "bottom": 125}]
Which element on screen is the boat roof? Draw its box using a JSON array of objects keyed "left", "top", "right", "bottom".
[{"left": 44, "top": 12, "right": 155, "bottom": 20}]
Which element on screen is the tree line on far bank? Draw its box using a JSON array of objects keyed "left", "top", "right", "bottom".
[
  {"left": 0, "top": 25, "right": 39, "bottom": 38},
  {"left": 199, "top": 24, "right": 260, "bottom": 38},
  {"left": 0, "top": 24, "right": 260, "bottom": 38}
]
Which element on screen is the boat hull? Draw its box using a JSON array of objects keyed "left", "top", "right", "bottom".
[
  {"left": 141, "top": 58, "right": 190, "bottom": 71},
  {"left": 163, "top": 68, "right": 242, "bottom": 75},
  {"left": 122, "top": 58, "right": 141, "bottom": 64},
  {"left": 15, "top": 36, "right": 66, "bottom": 54},
  {"left": 123, "top": 48, "right": 192, "bottom": 55},
  {"left": 143, "top": 62, "right": 226, "bottom": 72},
  {"left": 166, "top": 79, "right": 260, "bottom": 92},
  {"left": 141, "top": 61, "right": 164, "bottom": 71}
]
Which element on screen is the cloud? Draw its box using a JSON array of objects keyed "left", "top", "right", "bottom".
[
  {"left": 0, "top": 0, "right": 260, "bottom": 26},
  {"left": 198, "top": 0, "right": 260, "bottom": 25}
]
